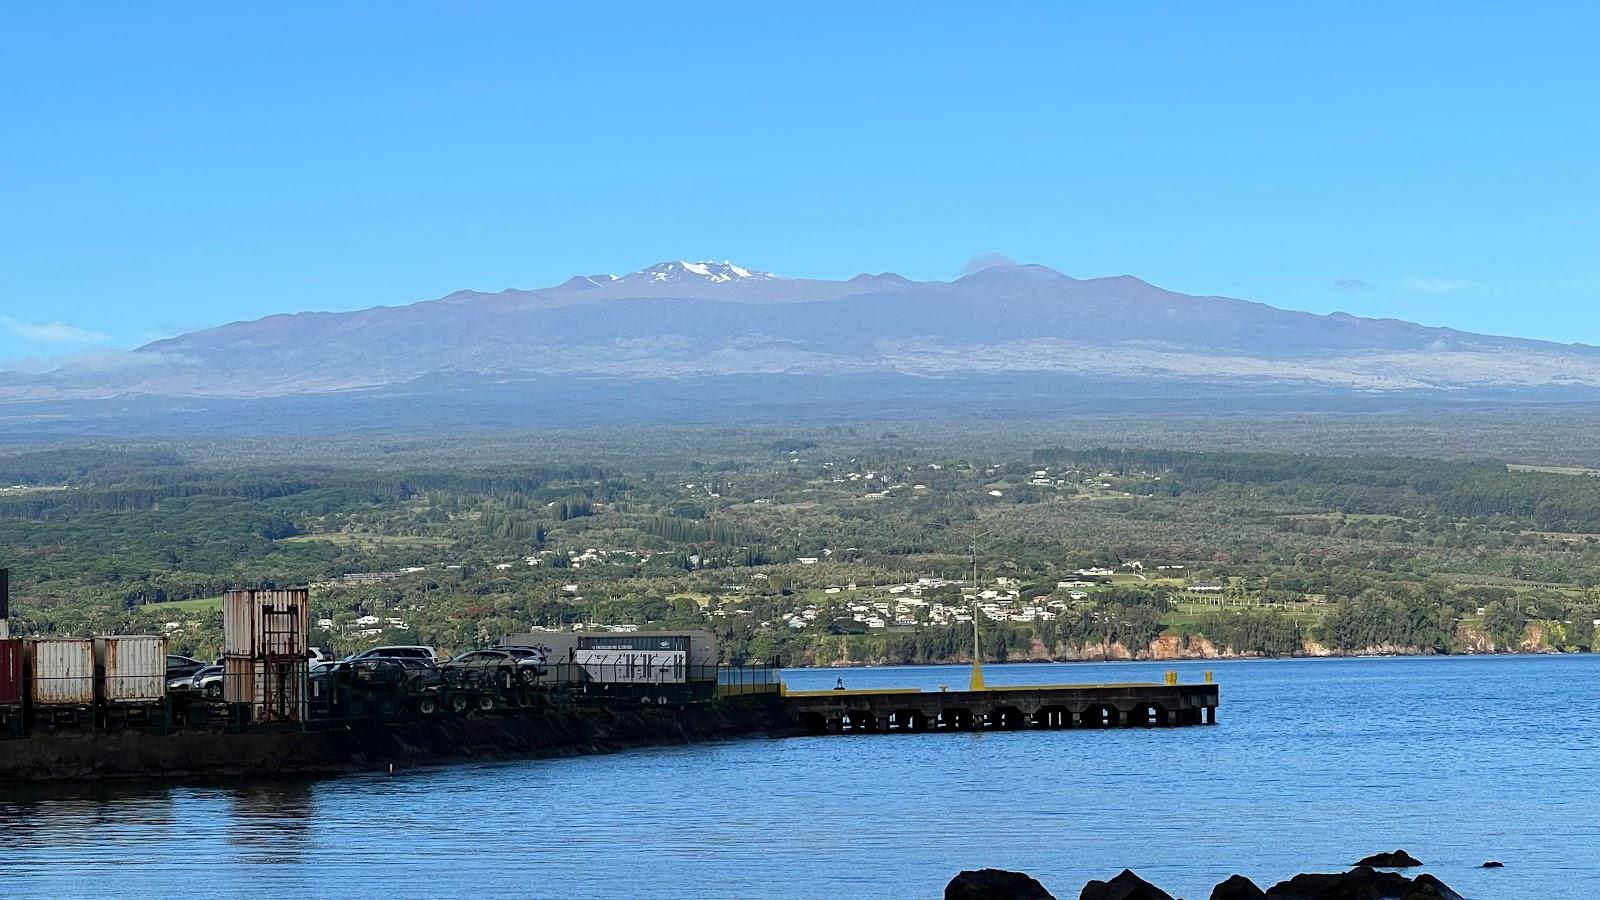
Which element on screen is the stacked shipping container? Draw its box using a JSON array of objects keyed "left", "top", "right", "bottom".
[
  {"left": 0, "top": 639, "right": 21, "bottom": 708},
  {"left": 223, "top": 589, "right": 310, "bottom": 722}
]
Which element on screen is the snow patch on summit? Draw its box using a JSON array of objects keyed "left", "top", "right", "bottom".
[{"left": 621, "top": 260, "right": 780, "bottom": 284}]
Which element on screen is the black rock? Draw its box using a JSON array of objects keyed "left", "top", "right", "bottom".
[
  {"left": 945, "top": 868, "right": 1056, "bottom": 900},
  {"left": 1080, "top": 869, "right": 1177, "bottom": 900},
  {"left": 1210, "top": 874, "right": 1268, "bottom": 900},
  {"left": 1398, "top": 873, "right": 1465, "bottom": 900},
  {"left": 1265, "top": 866, "right": 1412, "bottom": 899},
  {"left": 1480, "top": 861, "right": 1504, "bottom": 869},
  {"left": 1353, "top": 850, "right": 1423, "bottom": 868}
]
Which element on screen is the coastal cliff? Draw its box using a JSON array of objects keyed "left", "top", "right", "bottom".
[{"left": 798, "top": 625, "right": 1584, "bottom": 667}]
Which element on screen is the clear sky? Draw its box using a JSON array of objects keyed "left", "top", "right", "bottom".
[{"left": 3, "top": 3, "right": 1597, "bottom": 366}]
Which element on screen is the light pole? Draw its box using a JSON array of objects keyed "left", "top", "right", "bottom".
[{"left": 927, "top": 521, "right": 996, "bottom": 691}]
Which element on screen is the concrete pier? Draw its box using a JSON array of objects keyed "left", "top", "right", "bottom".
[{"left": 781, "top": 681, "right": 1219, "bottom": 735}]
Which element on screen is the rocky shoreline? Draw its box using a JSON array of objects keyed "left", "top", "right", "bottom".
[
  {"left": 796, "top": 638, "right": 1586, "bottom": 668},
  {"left": 946, "top": 850, "right": 1498, "bottom": 899}
]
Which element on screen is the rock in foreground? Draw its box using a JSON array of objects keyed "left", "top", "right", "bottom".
[
  {"left": 1404, "top": 873, "right": 1465, "bottom": 900},
  {"left": 1080, "top": 869, "right": 1176, "bottom": 900},
  {"left": 944, "top": 863, "right": 1466, "bottom": 900},
  {"left": 945, "top": 868, "right": 1056, "bottom": 900},
  {"left": 1210, "top": 873, "right": 1268, "bottom": 899},
  {"left": 1264, "top": 865, "right": 1463, "bottom": 899},
  {"left": 1266, "top": 866, "right": 1410, "bottom": 899}
]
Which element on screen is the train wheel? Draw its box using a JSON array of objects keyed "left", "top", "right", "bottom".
[
  {"left": 416, "top": 696, "right": 438, "bottom": 715},
  {"left": 377, "top": 699, "right": 399, "bottom": 718},
  {"left": 477, "top": 695, "right": 495, "bottom": 711},
  {"left": 449, "top": 694, "right": 468, "bottom": 713}
]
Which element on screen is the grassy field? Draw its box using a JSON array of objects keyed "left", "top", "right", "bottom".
[
  {"left": 278, "top": 533, "right": 453, "bottom": 548},
  {"left": 139, "top": 595, "right": 224, "bottom": 613},
  {"left": 1508, "top": 463, "right": 1600, "bottom": 477}
]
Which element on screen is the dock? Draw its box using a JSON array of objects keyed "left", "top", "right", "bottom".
[{"left": 781, "top": 676, "right": 1219, "bottom": 734}]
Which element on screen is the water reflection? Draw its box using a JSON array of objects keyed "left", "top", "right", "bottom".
[
  {"left": 225, "top": 781, "right": 315, "bottom": 862},
  {"left": 0, "top": 782, "right": 177, "bottom": 849}
]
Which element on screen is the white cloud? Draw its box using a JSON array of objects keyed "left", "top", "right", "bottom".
[
  {"left": 1401, "top": 277, "right": 1486, "bottom": 294},
  {"left": 1, "top": 315, "right": 109, "bottom": 344},
  {"left": 962, "top": 252, "right": 1018, "bottom": 274},
  {"left": 0, "top": 348, "right": 194, "bottom": 375}
]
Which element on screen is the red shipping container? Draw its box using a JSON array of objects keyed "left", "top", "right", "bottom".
[{"left": 0, "top": 639, "right": 21, "bottom": 706}]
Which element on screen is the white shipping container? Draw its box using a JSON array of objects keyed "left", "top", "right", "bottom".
[
  {"left": 577, "top": 649, "right": 687, "bottom": 684},
  {"left": 96, "top": 635, "right": 166, "bottom": 703},
  {"left": 29, "top": 638, "right": 95, "bottom": 706}
]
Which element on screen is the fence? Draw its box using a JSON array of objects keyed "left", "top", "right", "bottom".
[{"left": 1, "top": 659, "right": 783, "bottom": 737}]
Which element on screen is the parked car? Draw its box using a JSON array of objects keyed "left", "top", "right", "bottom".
[
  {"left": 308, "top": 647, "right": 335, "bottom": 665},
  {"left": 345, "top": 645, "right": 437, "bottom": 663},
  {"left": 441, "top": 648, "right": 547, "bottom": 684},
  {"left": 165, "top": 655, "right": 207, "bottom": 680},
  {"left": 172, "top": 664, "right": 224, "bottom": 699},
  {"left": 310, "top": 657, "right": 431, "bottom": 717},
  {"left": 348, "top": 656, "right": 440, "bottom": 691}
]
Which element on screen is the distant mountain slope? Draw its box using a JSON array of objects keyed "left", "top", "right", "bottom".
[{"left": 5, "top": 260, "right": 1599, "bottom": 403}]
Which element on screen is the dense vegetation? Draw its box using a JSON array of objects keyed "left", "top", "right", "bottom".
[{"left": 2, "top": 427, "right": 1597, "bottom": 665}]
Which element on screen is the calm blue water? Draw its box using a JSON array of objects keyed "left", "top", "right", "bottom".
[{"left": 1, "top": 655, "right": 1595, "bottom": 899}]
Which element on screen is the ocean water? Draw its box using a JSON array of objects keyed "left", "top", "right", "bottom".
[{"left": 1, "top": 655, "right": 1595, "bottom": 899}]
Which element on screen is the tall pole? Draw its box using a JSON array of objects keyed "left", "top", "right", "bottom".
[
  {"left": 971, "top": 541, "right": 981, "bottom": 675},
  {"left": 925, "top": 522, "right": 993, "bottom": 691}
]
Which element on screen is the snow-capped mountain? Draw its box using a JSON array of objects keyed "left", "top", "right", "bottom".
[
  {"left": 616, "top": 260, "right": 779, "bottom": 285},
  {"left": 8, "top": 260, "right": 1600, "bottom": 420}
]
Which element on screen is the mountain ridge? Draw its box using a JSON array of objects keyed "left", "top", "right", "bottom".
[{"left": 6, "top": 260, "right": 1599, "bottom": 407}]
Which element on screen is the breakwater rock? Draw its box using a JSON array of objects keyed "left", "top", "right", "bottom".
[
  {"left": 0, "top": 698, "right": 799, "bottom": 784},
  {"left": 943, "top": 861, "right": 1471, "bottom": 900},
  {"left": 945, "top": 869, "right": 1055, "bottom": 900},
  {"left": 1355, "top": 849, "right": 1424, "bottom": 868}
]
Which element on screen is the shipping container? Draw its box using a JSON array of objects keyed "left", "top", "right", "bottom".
[
  {"left": 0, "top": 639, "right": 21, "bottom": 706},
  {"left": 224, "top": 588, "right": 310, "bottom": 658},
  {"left": 29, "top": 638, "right": 95, "bottom": 707},
  {"left": 577, "top": 634, "right": 688, "bottom": 684},
  {"left": 499, "top": 630, "right": 582, "bottom": 666},
  {"left": 585, "top": 631, "right": 721, "bottom": 680},
  {"left": 503, "top": 630, "right": 723, "bottom": 684},
  {"left": 223, "top": 655, "right": 309, "bottom": 722},
  {"left": 95, "top": 635, "right": 166, "bottom": 704}
]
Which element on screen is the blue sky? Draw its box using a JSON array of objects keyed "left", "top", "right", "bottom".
[{"left": 3, "top": 3, "right": 1598, "bottom": 366}]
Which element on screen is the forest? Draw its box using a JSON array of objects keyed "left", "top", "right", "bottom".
[{"left": 1, "top": 422, "right": 1598, "bottom": 666}]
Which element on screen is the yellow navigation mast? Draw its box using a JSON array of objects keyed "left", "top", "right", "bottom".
[{"left": 928, "top": 521, "right": 994, "bottom": 692}]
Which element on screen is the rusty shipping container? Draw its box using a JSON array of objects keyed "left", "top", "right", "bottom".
[
  {"left": 29, "top": 638, "right": 95, "bottom": 707},
  {"left": 223, "top": 655, "right": 309, "bottom": 722},
  {"left": 95, "top": 635, "right": 166, "bottom": 704},
  {"left": 224, "top": 588, "right": 310, "bottom": 658},
  {"left": 0, "top": 639, "right": 21, "bottom": 706}
]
